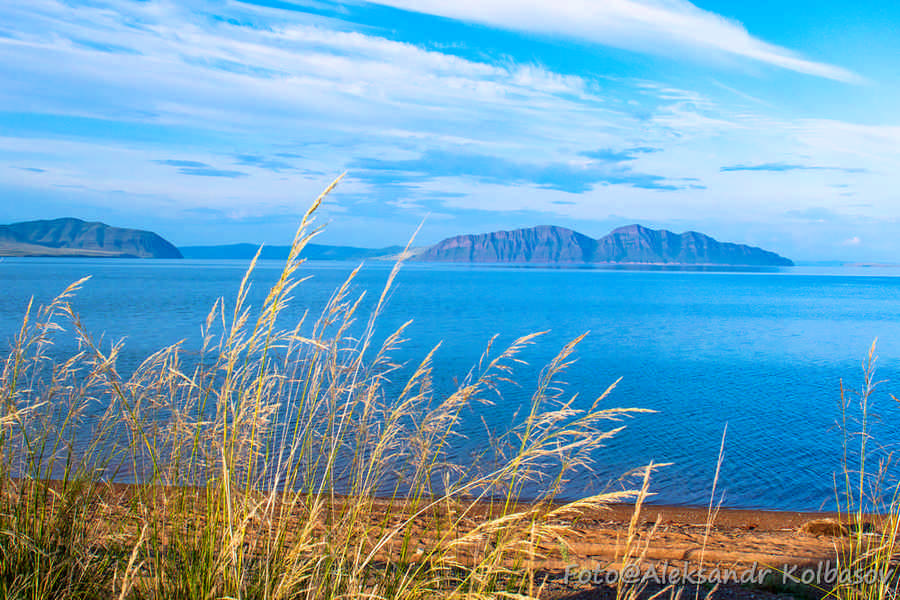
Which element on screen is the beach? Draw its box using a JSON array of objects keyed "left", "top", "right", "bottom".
[{"left": 60, "top": 481, "right": 866, "bottom": 599}]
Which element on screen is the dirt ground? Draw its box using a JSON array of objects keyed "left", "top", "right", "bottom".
[{"left": 88, "top": 484, "right": 882, "bottom": 599}]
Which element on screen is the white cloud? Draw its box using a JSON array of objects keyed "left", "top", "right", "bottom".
[
  {"left": 363, "top": 0, "right": 860, "bottom": 83},
  {"left": 0, "top": 0, "right": 897, "bottom": 258},
  {"left": 0, "top": 0, "right": 611, "bottom": 144}
]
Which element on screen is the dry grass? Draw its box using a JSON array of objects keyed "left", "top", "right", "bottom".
[
  {"left": 822, "top": 342, "right": 900, "bottom": 600},
  {"left": 0, "top": 176, "right": 660, "bottom": 600},
  {"left": 8, "top": 176, "right": 893, "bottom": 600}
]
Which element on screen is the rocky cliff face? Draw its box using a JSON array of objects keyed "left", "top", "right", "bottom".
[
  {"left": 593, "top": 224, "right": 793, "bottom": 266},
  {"left": 0, "top": 218, "right": 183, "bottom": 258},
  {"left": 419, "top": 224, "right": 793, "bottom": 266},
  {"left": 416, "top": 225, "right": 598, "bottom": 263}
]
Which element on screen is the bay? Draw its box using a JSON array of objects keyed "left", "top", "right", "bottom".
[{"left": 4, "top": 257, "right": 900, "bottom": 510}]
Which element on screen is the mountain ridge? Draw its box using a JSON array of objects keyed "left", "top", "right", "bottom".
[
  {"left": 418, "top": 224, "right": 793, "bottom": 266},
  {"left": 415, "top": 225, "right": 597, "bottom": 263},
  {"left": 1, "top": 219, "right": 793, "bottom": 266},
  {"left": 0, "top": 218, "right": 182, "bottom": 258},
  {"left": 180, "top": 243, "right": 404, "bottom": 261}
]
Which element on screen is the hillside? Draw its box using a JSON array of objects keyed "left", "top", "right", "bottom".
[
  {"left": 415, "top": 225, "right": 597, "bottom": 263},
  {"left": 3, "top": 219, "right": 792, "bottom": 266},
  {"left": 418, "top": 224, "right": 793, "bottom": 266},
  {"left": 592, "top": 224, "right": 793, "bottom": 266},
  {"left": 0, "top": 218, "right": 182, "bottom": 258},
  {"left": 180, "top": 243, "right": 404, "bottom": 261}
]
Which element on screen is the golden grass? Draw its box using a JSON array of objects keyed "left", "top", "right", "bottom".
[
  {"left": 823, "top": 341, "right": 900, "bottom": 600},
  {"left": 7, "top": 176, "right": 897, "bottom": 600},
  {"left": 0, "top": 176, "right": 659, "bottom": 600}
]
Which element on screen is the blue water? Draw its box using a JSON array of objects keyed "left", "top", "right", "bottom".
[{"left": 4, "top": 257, "right": 900, "bottom": 511}]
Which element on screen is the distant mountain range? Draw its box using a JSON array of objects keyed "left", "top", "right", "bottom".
[
  {"left": 418, "top": 224, "right": 794, "bottom": 266},
  {"left": 1, "top": 219, "right": 793, "bottom": 266},
  {"left": 0, "top": 218, "right": 182, "bottom": 258},
  {"left": 180, "top": 243, "right": 403, "bottom": 261}
]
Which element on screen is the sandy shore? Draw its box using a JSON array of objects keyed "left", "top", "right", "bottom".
[
  {"left": 534, "top": 503, "right": 878, "bottom": 599},
  {"left": 62, "top": 482, "right": 875, "bottom": 599},
  {"left": 548, "top": 503, "right": 847, "bottom": 567},
  {"left": 97, "top": 482, "right": 860, "bottom": 568}
]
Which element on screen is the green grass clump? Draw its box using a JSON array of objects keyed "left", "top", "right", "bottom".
[
  {"left": 825, "top": 342, "right": 900, "bottom": 600},
  {"left": 0, "top": 176, "right": 652, "bottom": 600}
]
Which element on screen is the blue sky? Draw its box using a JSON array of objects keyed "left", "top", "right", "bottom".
[{"left": 1, "top": 0, "right": 898, "bottom": 260}]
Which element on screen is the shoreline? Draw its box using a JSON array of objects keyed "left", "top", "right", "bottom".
[
  {"left": 4, "top": 478, "right": 873, "bottom": 599},
  {"left": 97, "top": 480, "right": 851, "bottom": 524},
  {"left": 85, "top": 481, "right": 859, "bottom": 572}
]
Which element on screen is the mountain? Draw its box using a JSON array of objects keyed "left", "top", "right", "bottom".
[
  {"left": 417, "top": 225, "right": 597, "bottom": 263},
  {"left": 592, "top": 224, "right": 793, "bottom": 266},
  {"left": 418, "top": 224, "right": 793, "bottom": 266},
  {"left": 0, "top": 218, "right": 182, "bottom": 258},
  {"left": 2, "top": 218, "right": 791, "bottom": 266},
  {"left": 180, "top": 243, "right": 404, "bottom": 261}
]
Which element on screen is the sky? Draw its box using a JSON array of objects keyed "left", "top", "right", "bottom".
[{"left": 1, "top": 0, "right": 899, "bottom": 261}]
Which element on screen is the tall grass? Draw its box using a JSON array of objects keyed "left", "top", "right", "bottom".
[
  {"left": 827, "top": 341, "right": 900, "bottom": 600},
  {"left": 0, "top": 176, "right": 653, "bottom": 599}
]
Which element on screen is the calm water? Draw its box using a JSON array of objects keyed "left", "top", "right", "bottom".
[{"left": 4, "top": 258, "right": 900, "bottom": 511}]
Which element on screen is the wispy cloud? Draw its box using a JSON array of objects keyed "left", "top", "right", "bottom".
[
  {"left": 235, "top": 154, "right": 296, "bottom": 172},
  {"left": 178, "top": 167, "right": 247, "bottom": 178},
  {"left": 721, "top": 162, "right": 867, "bottom": 173},
  {"left": 353, "top": 148, "right": 687, "bottom": 193},
  {"left": 0, "top": 1, "right": 609, "bottom": 148},
  {"left": 579, "top": 147, "right": 661, "bottom": 162},
  {"left": 785, "top": 207, "right": 840, "bottom": 222},
  {"left": 155, "top": 159, "right": 247, "bottom": 178},
  {"left": 155, "top": 160, "right": 209, "bottom": 169},
  {"left": 364, "top": 0, "right": 860, "bottom": 82},
  {"left": 0, "top": 0, "right": 896, "bottom": 258}
]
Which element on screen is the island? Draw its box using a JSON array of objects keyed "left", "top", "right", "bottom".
[
  {"left": 0, "top": 218, "right": 182, "bottom": 258},
  {"left": 416, "top": 224, "right": 793, "bottom": 266},
  {"left": 4, "top": 219, "right": 792, "bottom": 266}
]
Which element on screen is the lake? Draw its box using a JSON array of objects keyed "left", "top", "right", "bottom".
[{"left": 4, "top": 257, "right": 900, "bottom": 510}]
